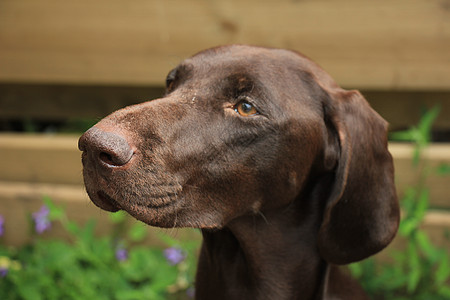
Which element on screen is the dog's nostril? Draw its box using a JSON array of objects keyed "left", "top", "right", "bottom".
[
  {"left": 98, "top": 148, "right": 133, "bottom": 166},
  {"left": 99, "top": 152, "right": 114, "bottom": 165},
  {"left": 79, "top": 127, "right": 134, "bottom": 167}
]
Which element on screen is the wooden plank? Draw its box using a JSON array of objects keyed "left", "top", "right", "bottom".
[
  {"left": 1, "top": 85, "right": 449, "bottom": 132},
  {"left": 389, "top": 143, "right": 450, "bottom": 208},
  {"left": 421, "top": 211, "right": 450, "bottom": 251},
  {"left": 0, "top": 181, "right": 448, "bottom": 250},
  {"left": 376, "top": 210, "right": 450, "bottom": 262},
  {"left": 0, "top": 0, "right": 449, "bottom": 89},
  {"left": 364, "top": 91, "right": 450, "bottom": 132},
  {"left": 0, "top": 83, "right": 164, "bottom": 119},
  {"left": 0, "top": 134, "right": 83, "bottom": 185},
  {"left": 0, "top": 134, "right": 449, "bottom": 207}
]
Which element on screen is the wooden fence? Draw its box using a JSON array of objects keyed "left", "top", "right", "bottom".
[
  {"left": 1, "top": 0, "right": 449, "bottom": 89},
  {"left": 0, "top": 0, "right": 449, "bottom": 252}
]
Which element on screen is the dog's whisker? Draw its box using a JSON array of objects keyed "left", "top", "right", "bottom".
[{"left": 258, "top": 211, "right": 269, "bottom": 225}]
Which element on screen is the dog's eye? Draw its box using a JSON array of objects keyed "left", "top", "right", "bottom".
[
  {"left": 166, "top": 78, "right": 174, "bottom": 90},
  {"left": 234, "top": 101, "right": 259, "bottom": 117},
  {"left": 166, "top": 69, "right": 177, "bottom": 91}
]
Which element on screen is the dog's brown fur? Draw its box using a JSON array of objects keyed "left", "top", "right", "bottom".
[{"left": 79, "top": 45, "right": 399, "bottom": 299}]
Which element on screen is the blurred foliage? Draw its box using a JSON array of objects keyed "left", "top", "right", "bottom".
[
  {"left": 0, "top": 197, "right": 200, "bottom": 300},
  {"left": 57, "top": 118, "right": 99, "bottom": 133},
  {"left": 349, "top": 106, "right": 450, "bottom": 299},
  {"left": 390, "top": 106, "right": 441, "bottom": 166}
]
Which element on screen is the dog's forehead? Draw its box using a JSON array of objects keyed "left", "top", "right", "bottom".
[
  {"left": 169, "top": 45, "right": 332, "bottom": 119},
  {"left": 183, "top": 45, "right": 338, "bottom": 92},
  {"left": 184, "top": 45, "right": 301, "bottom": 75},
  {"left": 173, "top": 46, "right": 310, "bottom": 100}
]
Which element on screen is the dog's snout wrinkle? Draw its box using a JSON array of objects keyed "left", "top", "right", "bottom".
[{"left": 79, "top": 127, "right": 134, "bottom": 167}]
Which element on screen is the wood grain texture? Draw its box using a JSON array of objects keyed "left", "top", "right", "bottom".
[
  {"left": 0, "top": 134, "right": 448, "bottom": 248},
  {"left": 0, "top": 134, "right": 448, "bottom": 207},
  {"left": 1, "top": 0, "right": 449, "bottom": 89}
]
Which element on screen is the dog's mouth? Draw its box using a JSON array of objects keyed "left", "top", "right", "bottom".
[
  {"left": 94, "top": 191, "right": 122, "bottom": 212},
  {"left": 92, "top": 189, "right": 180, "bottom": 214}
]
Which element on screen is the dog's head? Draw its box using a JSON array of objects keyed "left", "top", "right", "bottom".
[{"left": 79, "top": 45, "right": 399, "bottom": 264}]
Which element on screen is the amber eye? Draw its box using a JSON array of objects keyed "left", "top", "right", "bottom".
[{"left": 234, "top": 101, "right": 258, "bottom": 117}]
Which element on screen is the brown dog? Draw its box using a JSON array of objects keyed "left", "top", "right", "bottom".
[{"left": 79, "top": 45, "right": 399, "bottom": 300}]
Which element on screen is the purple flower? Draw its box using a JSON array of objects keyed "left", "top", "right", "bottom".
[
  {"left": 32, "top": 206, "right": 51, "bottom": 234},
  {"left": 0, "top": 267, "right": 7, "bottom": 277},
  {"left": 0, "top": 215, "right": 4, "bottom": 236},
  {"left": 115, "top": 248, "right": 128, "bottom": 261},
  {"left": 186, "top": 287, "right": 195, "bottom": 298},
  {"left": 164, "top": 247, "right": 186, "bottom": 265}
]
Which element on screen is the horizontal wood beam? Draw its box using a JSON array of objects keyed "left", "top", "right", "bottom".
[
  {"left": 0, "top": 134, "right": 449, "bottom": 207},
  {"left": 0, "top": 83, "right": 164, "bottom": 120},
  {"left": 1, "top": 84, "right": 450, "bottom": 132},
  {"left": 0, "top": 181, "right": 448, "bottom": 251},
  {"left": 1, "top": 0, "right": 449, "bottom": 89},
  {"left": 0, "top": 134, "right": 83, "bottom": 185}
]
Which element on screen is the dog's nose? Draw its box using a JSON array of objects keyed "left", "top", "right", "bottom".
[{"left": 78, "top": 127, "right": 134, "bottom": 167}]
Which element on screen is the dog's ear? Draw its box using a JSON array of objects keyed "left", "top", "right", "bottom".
[{"left": 317, "top": 89, "right": 400, "bottom": 265}]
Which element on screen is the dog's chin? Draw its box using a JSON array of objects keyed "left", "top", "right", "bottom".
[
  {"left": 87, "top": 189, "right": 174, "bottom": 222},
  {"left": 86, "top": 188, "right": 227, "bottom": 229},
  {"left": 87, "top": 190, "right": 122, "bottom": 212},
  {"left": 125, "top": 205, "right": 227, "bottom": 230}
]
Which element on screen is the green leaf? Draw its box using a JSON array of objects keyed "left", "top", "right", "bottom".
[
  {"left": 109, "top": 210, "right": 127, "bottom": 224},
  {"left": 400, "top": 188, "right": 417, "bottom": 213},
  {"left": 128, "top": 222, "right": 148, "bottom": 242},
  {"left": 43, "top": 196, "right": 65, "bottom": 221},
  {"left": 438, "top": 285, "right": 450, "bottom": 298},
  {"left": 157, "top": 231, "right": 182, "bottom": 248},
  {"left": 416, "top": 230, "right": 438, "bottom": 260},
  {"left": 435, "top": 253, "right": 450, "bottom": 285},
  {"left": 1, "top": 194, "right": 201, "bottom": 300},
  {"left": 390, "top": 105, "right": 440, "bottom": 167},
  {"left": 19, "top": 285, "right": 43, "bottom": 300},
  {"left": 348, "top": 262, "right": 363, "bottom": 278},
  {"left": 399, "top": 218, "right": 419, "bottom": 236},
  {"left": 412, "top": 146, "right": 422, "bottom": 167},
  {"left": 389, "top": 128, "right": 416, "bottom": 142},
  {"left": 445, "top": 229, "right": 450, "bottom": 241},
  {"left": 65, "top": 221, "right": 81, "bottom": 236},
  {"left": 382, "top": 272, "right": 408, "bottom": 291},
  {"left": 417, "top": 105, "right": 440, "bottom": 143},
  {"left": 436, "top": 163, "right": 450, "bottom": 176},
  {"left": 414, "top": 188, "right": 429, "bottom": 222},
  {"left": 406, "top": 241, "right": 421, "bottom": 293},
  {"left": 77, "top": 219, "right": 97, "bottom": 247},
  {"left": 117, "top": 289, "right": 159, "bottom": 300}
]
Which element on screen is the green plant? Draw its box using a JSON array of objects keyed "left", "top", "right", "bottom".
[
  {"left": 0, "top": 197, "right": 200, "bottom": 300},
  {"left": 349, "top": 106, "right": 450, "bottom": 299}
]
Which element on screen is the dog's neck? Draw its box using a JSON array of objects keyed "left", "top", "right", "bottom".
[{"left": 195, "top": 201, "right": 329, "bottom": 300}]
